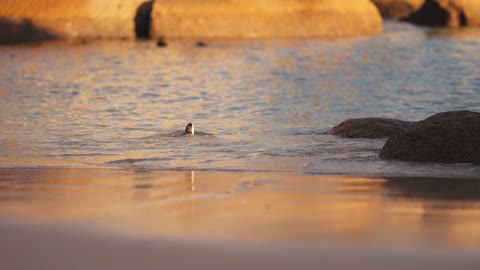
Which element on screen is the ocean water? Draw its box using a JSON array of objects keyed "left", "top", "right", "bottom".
[{"left": 1, "top": 21, "right": 480, "bottom": 177}]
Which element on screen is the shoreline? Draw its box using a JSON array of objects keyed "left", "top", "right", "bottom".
[{"left": 1, "top": 164, "right": 480, "bottom": 180}]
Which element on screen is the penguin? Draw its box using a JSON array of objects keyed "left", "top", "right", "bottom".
[{"left": 183, "top": 123, "right": 194, "bottom": 135}]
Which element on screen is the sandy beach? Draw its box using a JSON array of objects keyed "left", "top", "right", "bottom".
[
  {"left": 1, "top": 218, "right": 480, "bottom": 270},
  {"left": 1, "top": 168, "right": 480, "bottom": 269}
]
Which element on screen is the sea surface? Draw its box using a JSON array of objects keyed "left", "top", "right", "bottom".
[{"left": 1, "top": 21, "right": 480, "bottom": 177}]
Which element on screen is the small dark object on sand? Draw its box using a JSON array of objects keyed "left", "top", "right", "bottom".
[
  {"left": 156, "top": 37, "right": 167, "bottom": 47},
  {"left": 196, "top": 41, "right": 206, "bottom": 47}
]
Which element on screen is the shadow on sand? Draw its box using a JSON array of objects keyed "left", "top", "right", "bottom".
[
  {"left": 0, "top": 17, "right": 58, "bottom": 45},
  {"left": 134, "top": 1, "right": 153, "bottom": 39}
]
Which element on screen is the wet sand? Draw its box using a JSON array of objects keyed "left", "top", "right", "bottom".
[
  {"left": 2, "top": 219, "right": 480, "bottom": 270},
  {"left": 1, "top": 168, "right": 480, "bottom": 269}
]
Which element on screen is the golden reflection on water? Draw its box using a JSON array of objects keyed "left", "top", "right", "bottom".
[{"left": 1, "top": 168, "right": 480, "bottom": 248}]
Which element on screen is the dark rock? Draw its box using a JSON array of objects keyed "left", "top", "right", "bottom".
[
  {"left": 370, "top": 0, "right": 424, "bottom": 19},
  {"left": 156, "top": 37, "right": 167, "bottom": 47},
  {"left": 380, "top": 111, "right": 480, "bottom": 164},
  {"left": 326, "top": 117, "right": 412, "bottom": 139},
  {"left": 403, "top": 0, "right": 480, "bottom": 27},
  {"left": 403, "top": 0, "right": 459, "bottom": 26},
  {"left": 195, "top": 41, "right": 206, "bottom": 47}
]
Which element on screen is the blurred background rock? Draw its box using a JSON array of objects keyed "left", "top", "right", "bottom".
[
  {"left": 0, "top": 0, "right": 382, "bottom": 44},
  {"left": 2, "top": 0, "right": 479, "bottom": 45}
]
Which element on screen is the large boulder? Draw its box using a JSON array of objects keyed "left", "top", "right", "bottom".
[
  {"left": 370, "top": 0, "right": 425, "bottom": 19},
  {"left": 403, "top": 0, "right": 480, "bottom": 27},
  {"left": 0, "top": 0, "right": 147, "bottom": 43},
  {"left": 326, "top": 118, "right": 412, "bottom": 139},
  {"left": 380, "top": 111, "right": 480, "bottom": 164},
  {"left": 151, "top": 0, "right": 383, "bottom": 40}
]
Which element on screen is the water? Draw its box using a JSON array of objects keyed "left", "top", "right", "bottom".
[{"left": 1, "top": 21, "right": 480, "bottom": 177}]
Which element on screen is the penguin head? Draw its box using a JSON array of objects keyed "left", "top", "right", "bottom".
[{"left": 185, "top": 123, "right": 194, "bottom": 135}]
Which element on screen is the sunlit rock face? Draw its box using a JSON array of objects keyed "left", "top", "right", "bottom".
[
  {"left": 326, "top": 118, "right": 412, "bottom": 139},
  {"left": 380, "top": 111, "right": 480, "bottom": 164},
  {"left": 370, "top": 0, "right": 424, "bottom": 19},
  {"left": 403, "top": 0, "right": 480, "bottom": 27},
  {"left": 0, "top": 0, "right": 146, "bottom": 42},
  {"left": 151, "top": 0, "right": 383, "bottom": 40}
]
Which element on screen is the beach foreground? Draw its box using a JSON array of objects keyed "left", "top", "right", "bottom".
[
  {"left": 1, "top": 219, "right": 480, "bottom": 270},
  {"left": 1, "top": 168, "right": 480, "bottom": 269}
]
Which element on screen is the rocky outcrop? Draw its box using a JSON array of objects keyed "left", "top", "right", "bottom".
[
  {"left": 151, "top": 0, "right": 383, "bottom": 40},
  {"left": 326, "top": 118, "right": 412, "bottom": 139},
  {"left": 370, "top": 0, "right": 424, "bottom": 19},
  {"left": 0, "top": 0, "right": 148, "bottom": 43},
  {"left": 380, "top": 111, "right": 480, "bottom": 164},
  {"left": 1, "top": 0, "right": 384, "bottom": 43},
  {"left": 370, "top": 0, "right": 480, "bottom": 27},
  {"left": 403, "top": 0, "right": 480, "bottom": 27}
]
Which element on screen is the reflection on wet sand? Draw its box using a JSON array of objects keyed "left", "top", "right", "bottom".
[
  {"left": 0, "top": 168, "right": 480, "bottom": 248},
  {"left": 383, "top": 177, "right": 480, "bottom": 247},
  {"left": 384, "top": 177, "right": 480, "bottom": 201}
]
